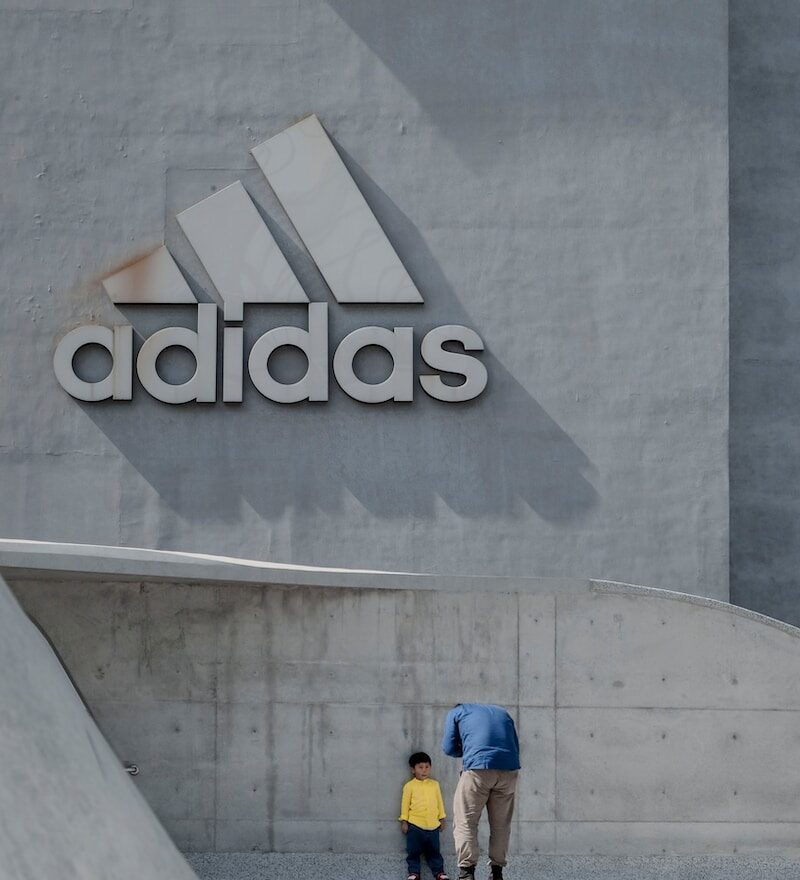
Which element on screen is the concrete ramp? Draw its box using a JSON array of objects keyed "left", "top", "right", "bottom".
[{"left": 0, "top": 574, "right": 197, "bottom": 880}]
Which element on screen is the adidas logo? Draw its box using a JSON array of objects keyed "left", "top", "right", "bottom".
[{"left": 53, "top": 115, "right": 488, "bottom": 405}]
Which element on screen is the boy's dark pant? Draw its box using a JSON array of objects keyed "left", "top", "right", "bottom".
[{"left": 406, "top": 823, "right": 444, "bottom": 876}]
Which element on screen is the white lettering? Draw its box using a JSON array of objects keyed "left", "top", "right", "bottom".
[
  {"left": 333, "top": 326, "right": 413, "bottom": 403},
  {"left": 223, "top": 326, "right": 244, "bottom": 403},
  {"left": 419, "top": 325, "right": 487, "bottom": 402},
  {"left": 136, "top": 303, "right": 217, "bottom": 404},
  {"left": 54, "top": 309, "right": 487, "bottom": 405},
  {"left": 53, "top": 324, "right": 132, "bottom": 402},
  {"left": 248, "top": 303, "right": 328, "bottom": 403}
]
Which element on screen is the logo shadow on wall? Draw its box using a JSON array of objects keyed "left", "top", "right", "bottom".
[{"left": 77, "top": 132, "right": 598, "bottom": 532}]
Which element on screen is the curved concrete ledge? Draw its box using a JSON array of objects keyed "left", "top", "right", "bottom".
[
  {"left": 4, "top": 537, "right": 792, "bottom": 637},
  {"left": 0, "top": 574, "right": 196, "bottom": 880},
  {"left": 0, "top": 538, "right": 590, "bottom": 593},
  {"left": 593, "top": 579, "right": 800, "bottom": 638},
  {"left": 5, "top": 548, "right": 800, "bottom": 859}
]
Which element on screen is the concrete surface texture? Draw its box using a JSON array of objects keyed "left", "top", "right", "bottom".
[
  {"left": 186, "top": 853, "right": 800, "bottom": 880},
  {"left": 729, "top": 0, "right": 800, "bottom": 625},
  {"left": 0, "top": 574, "right": 197, "bottom": 880},
  {"left": 10, "top": 569, "right": 800, "bottom": 857},
  {"left": 0, "top": 0, "right": 729, "bottom": 599}
]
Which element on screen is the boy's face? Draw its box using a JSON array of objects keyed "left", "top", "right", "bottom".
[{"left": 412, "top": 761, "right": 432, "bottom": 780}]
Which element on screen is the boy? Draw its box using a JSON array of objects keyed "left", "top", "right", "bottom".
[{"left": 399, "top": 751, "right": 450, "bottom": 880}]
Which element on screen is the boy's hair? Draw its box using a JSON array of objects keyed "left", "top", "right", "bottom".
[{"left": 408, "top": 751, "right": 432, "bottom": 767}]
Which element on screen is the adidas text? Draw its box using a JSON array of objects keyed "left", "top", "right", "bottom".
[{"left": 53, "top": 303, "right": 488, "bottom": 405}]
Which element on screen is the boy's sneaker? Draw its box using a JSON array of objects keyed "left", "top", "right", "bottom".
[
  {"left": 490, "top": 866, "right": 503, "bottom": 880},
  {"left": 457, "top": 869, "right": 475, "bottom": 880}
]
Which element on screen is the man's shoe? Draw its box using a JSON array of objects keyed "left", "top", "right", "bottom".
[
  {"left": 435, "top": 874, "right": 450, "bottom": 880},
  {"left": 407, "top": 873, "right": 421, "bottom": 880},
  {"left": 458, "top": 869, "right": 475, "bottom": 880},
  {"left": 490, "top": 866, "right": 503, "bottom": 880}
]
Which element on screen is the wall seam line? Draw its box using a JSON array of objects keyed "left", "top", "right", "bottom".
[{"left": 554, "top": 594, "right": 559, "bottom": 851}]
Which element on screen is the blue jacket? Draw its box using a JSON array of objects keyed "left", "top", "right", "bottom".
[{"left": 441, "top": 703, "right": 520, "bottom": 770}]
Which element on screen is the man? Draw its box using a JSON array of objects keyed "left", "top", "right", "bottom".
[{"left": 441, "top": 703, "right": 520, "bottom": 880}]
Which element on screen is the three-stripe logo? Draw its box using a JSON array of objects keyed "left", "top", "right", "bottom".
[{"left": 54, "top": 115, "right": 488, "bottom": 405}]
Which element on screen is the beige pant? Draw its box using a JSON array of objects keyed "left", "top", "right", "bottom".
[{"left": 452, "top": 769, "right": 518, "bottom": 868}]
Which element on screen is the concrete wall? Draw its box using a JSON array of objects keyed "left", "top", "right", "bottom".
[
  {"left": 10, "top": 567, "right": 800, "bottom": 857},
  {"left": 729, "top": 1, "right": 800, "bottom": 624},
  {"left": 0, "top": 574, "right": 197, "bottom": 880},
  {"left": 0, "top": 1, "right": 729, "bottom": 598}
]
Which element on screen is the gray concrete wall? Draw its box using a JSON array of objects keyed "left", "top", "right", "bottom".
[
  {"left": 729, "top": 1, "right": 800, "bottom": 623},
  {"left": 0, "top": 1, "right": 729, "bottom": 598},
  {"left": 10, "top": 569, "right": 800, "bottom": 857},
  {"left": 0, "top": 574, "right": 197, "bottom": 880}
]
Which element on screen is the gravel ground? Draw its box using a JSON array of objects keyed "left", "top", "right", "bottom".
[{"left": 185, "top": 853, "right": 800, "bottom": 880}]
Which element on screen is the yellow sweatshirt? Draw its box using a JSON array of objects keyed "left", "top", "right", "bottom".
[{"left": 399, "top": 778, "right": 446, "bottom": 830}]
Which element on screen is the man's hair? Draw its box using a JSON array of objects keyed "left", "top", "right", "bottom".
[{"left": 408, "top": 751, "right": 432, "bottom": 767}]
